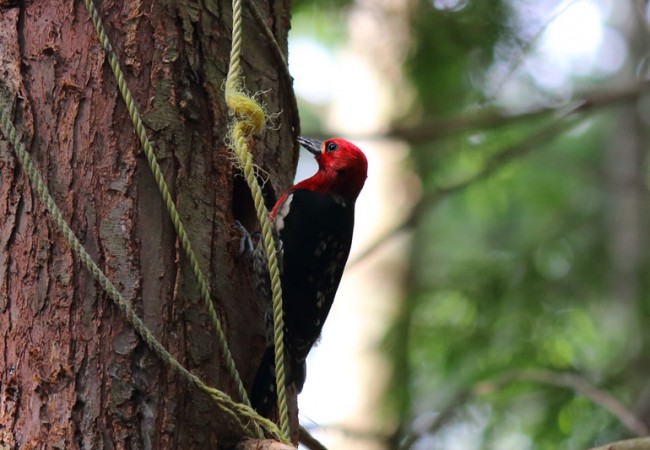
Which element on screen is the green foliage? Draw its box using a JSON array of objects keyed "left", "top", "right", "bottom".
[
  {"left": 291, "top": 0, "right": 351, "bottom": 45},
  {"left": 389, "top": 110, "right": 646, "bottom": 447},
  {"left": 386, "top": 2, "right": 650, "bottom": 448},
  {"left": 290, "top": 0, "right": 650, "bottom": 447},
  {"left": 406, "top": 0, "right": 513, "bottom": 116},
  {"left": 292, "top": 0, "right": 351, "bottom": 12}
]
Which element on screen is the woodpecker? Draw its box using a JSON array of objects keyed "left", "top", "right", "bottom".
[{"left": 245, "top": 136, "right": 368, "bottom": 417}]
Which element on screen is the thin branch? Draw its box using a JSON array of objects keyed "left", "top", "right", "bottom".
[
  {"left": 399, "top": 369, "right": 648, "bottom": 450},
  {"left": 351, "top": 80, "right": 650, "bottom": 272},
  {"left": 302, "top": 423, "right": 392, "bottom": 444},
  {"left": 434, "top": 112, "right": 577, "bottom": 198},
  {"left": 389, "top": 80, "right": 650, "bottom": 143},
  {"left": 398, "top": 390, "right": 473, "bottom": 450},
  {"left": 487, "top": 1, "right": 579, "bottom": 102},
  {"left": 588, "top": 437, "right": 650, "bottom": 450},
  {"left": 496, "top": 370, "right": 649, "bottom": 437},
  {"left": 348, "top": 110, "right": 576, "bottom": 268},
  {"left": 349, "top": 81, "right": 650, "bottom": 267},
  {"left": 298, "top": 425, "right": 329, "bottom": 450},
  {"left": 303, "top": 81, "right": 650, "bottom": 143}
]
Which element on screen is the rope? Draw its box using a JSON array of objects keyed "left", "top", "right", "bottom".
[
  {"left": 0, "top": 106, "right": 285, "bottom": 442},
  {"left": 224, "top": 0, "right": 291, "bottom": 442},
  {"left": 80, "top": 0, "right": 251, "bottom": 409}
]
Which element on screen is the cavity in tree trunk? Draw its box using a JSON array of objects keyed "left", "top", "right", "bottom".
[{"left": 0, "top": 0, "right": 298, "bottom": 447}]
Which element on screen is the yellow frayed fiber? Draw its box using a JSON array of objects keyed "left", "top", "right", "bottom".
[{"left": 226, "top": 88, "right": 266, "bottom": 136}]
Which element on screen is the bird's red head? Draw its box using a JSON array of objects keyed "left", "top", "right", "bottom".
[{"left": 295, "top": 137, "right": 368, "bottom": 201}]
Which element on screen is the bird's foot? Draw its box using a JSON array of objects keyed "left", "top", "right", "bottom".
[{"left": 234, "top": 220, "right": 261, "bottom": 256}]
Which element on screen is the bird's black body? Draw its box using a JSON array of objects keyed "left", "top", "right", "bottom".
[
  {"left": 250, "top": 188, "right": 355, "bottom": 416},
  {"left": 278, "top": 189, "right": 355, "bottom": 368},
  {"left": 247, "top": 136, "right": 367, "bottom": 418}
]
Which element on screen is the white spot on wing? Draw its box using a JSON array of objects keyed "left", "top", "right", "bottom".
[
  {"left": 333, "top": 195, "right": 347, "bottom": 208},
  {"left": 316, "top": 291, "right": 326, "bottom": 308},
  {"left": 273, "top": 193, "right": 293, "bottom": 233},
  {"left": 314, "top": 241, "right": 327, "bottom": 257}
]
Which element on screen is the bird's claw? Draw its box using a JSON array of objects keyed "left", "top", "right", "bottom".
[{"left": 234, "top": 220, "right": 260, "bottom": 256}]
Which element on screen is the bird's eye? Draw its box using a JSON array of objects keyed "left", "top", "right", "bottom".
[{"left": 326, "top": 142, "right": 338, "bottom": 152}]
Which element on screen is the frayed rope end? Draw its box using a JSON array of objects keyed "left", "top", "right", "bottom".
[{"left": 225, "top": 87, "right": 266, "bottom": 137}]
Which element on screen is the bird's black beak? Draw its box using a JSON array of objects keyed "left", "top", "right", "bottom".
[{"left": 297, "top": 136, "right": 322, "bottom": 156}]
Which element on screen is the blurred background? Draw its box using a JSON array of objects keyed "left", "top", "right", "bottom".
[{"left": 286, "top": 0, "right": 650, "bottom": 449}]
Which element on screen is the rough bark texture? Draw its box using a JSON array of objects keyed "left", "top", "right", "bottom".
[{"left": 0, "top": 0, "right": 298, "bottom": 448}]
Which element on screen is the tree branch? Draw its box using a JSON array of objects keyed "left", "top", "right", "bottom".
[
  {"left": 588, "top": 437, "right": 650, "bottom": 450},
  {"left": 300, "top": 423, "right": 394, "bottom": 448},
  {"left": 348, "top": 111, "right": 576, "bottom": 268},
  {"left": 298, "top": 425, "right": 329, "bottom": 450},
  {"left": 399, "top": 369, "right": 648, "bottom": 450},
  {"left": 389, "top": 80, "right": 650, "bottom": 142},
  {"left": 480, "top": 370, "right": 649, "bottom": 436},
  {"left": 304, "top": 81, "right": 650, "bottom": 143}
]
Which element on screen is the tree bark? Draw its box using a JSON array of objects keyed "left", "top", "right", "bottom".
[{"left": 0, "top": 0, "right": 297, "bottom": 448}]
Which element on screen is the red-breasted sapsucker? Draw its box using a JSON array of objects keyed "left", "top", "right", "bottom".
[{"left": 247, "top": 136, "right": 368, "bottom": 416}]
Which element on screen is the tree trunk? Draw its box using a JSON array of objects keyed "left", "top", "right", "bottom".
[
  {"left": 0, "top": 0, "right": 297, "bottom": 448},
  {"left": 602, "top": 4, "right": 650, "bottom": 430}
]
